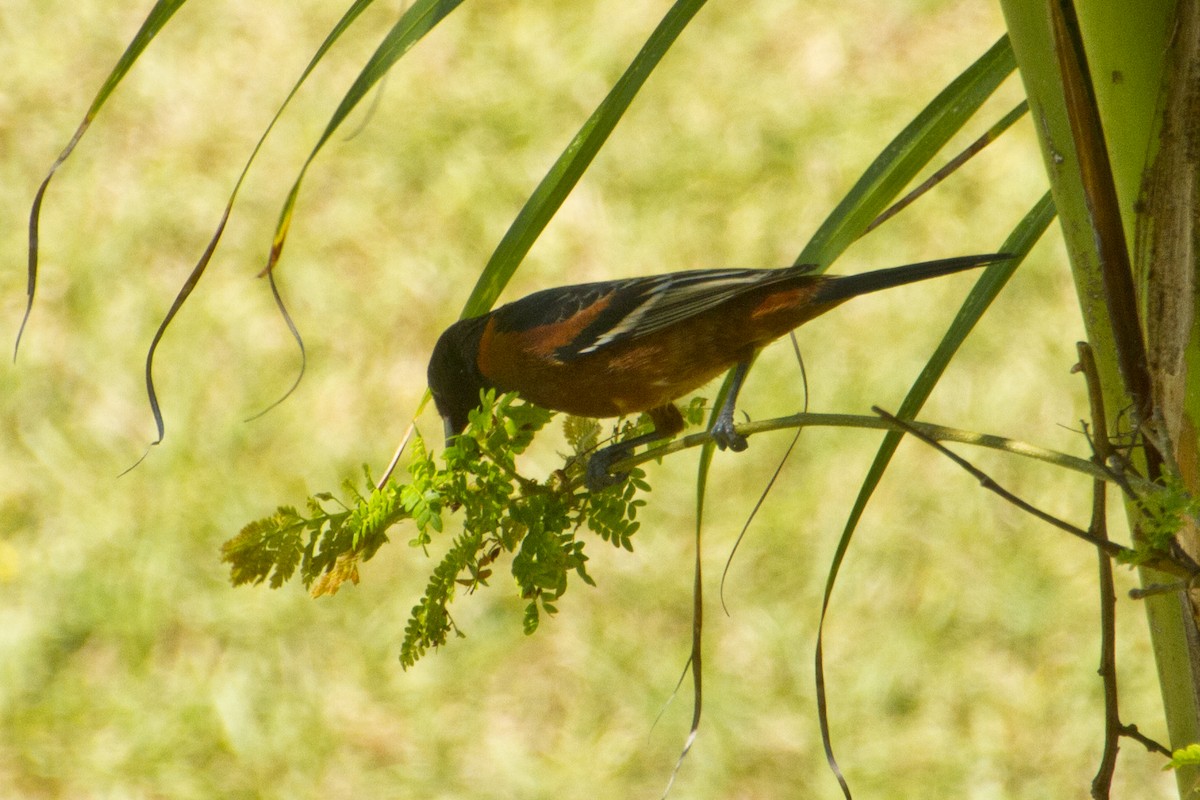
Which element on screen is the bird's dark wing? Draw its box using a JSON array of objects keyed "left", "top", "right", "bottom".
[
  {"left": 552, "top": 265, "right": 817, "bottom": 360},
  {"left": 488, "top": 282, "right": 621, "bottom": 332}
]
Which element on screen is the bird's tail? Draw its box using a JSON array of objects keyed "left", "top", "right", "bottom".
[{"left": 813, "top": 253, "right": 1011, "bottom": 304}]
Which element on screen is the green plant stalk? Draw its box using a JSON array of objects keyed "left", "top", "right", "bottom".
[
  {"left": 999, "top": 0, "right": 1199, "bottom": 793},
  {"left": 615, "top": 412, "right": 1115, "bottom": 484}
]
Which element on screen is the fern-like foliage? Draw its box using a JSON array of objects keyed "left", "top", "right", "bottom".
[
  {"left": 222, "top": 507, "right": 309, "bottom": 589},
  {"left": 222, "top": 389, "right": 660, "bottom": 668}
]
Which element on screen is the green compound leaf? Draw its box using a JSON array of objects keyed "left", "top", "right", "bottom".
[{"left": 225, "top": 391, "right": 647, "bottom": 670}]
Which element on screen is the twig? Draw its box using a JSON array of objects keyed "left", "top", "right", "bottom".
[
  {"left": 1077, "top": 342, "right": 1119, "bottom": 800},
  {"left": 1129, "top": 582, "right": 1187, "bottom": 600},
  {"left": 865, "top": 100, "right": 1028, "bottom": 234},
  {"left": 605, "top": 412, "right": 1123, "bottom": 487},
  {"left": 1117, "top": 722, "right": 1172, "bottom": 757},
  {"left": 378, "top": 419, "right": 417, "bottom": 488},
  {"left": 869, "top": 407, "right": 1191, "bottom": 579},
  {"left": 873, "top": 410, "right": 1125, "bottom": 557}
]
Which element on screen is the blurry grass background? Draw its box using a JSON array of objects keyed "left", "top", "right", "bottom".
[{"left": 0, "top": 1, "right": 1176, "bottom": 797}]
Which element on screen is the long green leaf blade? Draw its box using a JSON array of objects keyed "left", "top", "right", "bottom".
[
  {"left": 814, "top": 191, "right": 1056, "bottom": 795},
  {"left": 699, "top": 35, "right": 1020, "bottom": 514},
  {"left": 19, "top": 0, "right": 188, "bottom": 359},
  {"left": 798, "top": 35, "right": 1017, "bottom": 269},
  {"left": 263, "top": 0, "right": 467, "bottom": 277},
  {"left": 141, "top": 0, "right": 382, "bottom": 446},
  {"left": 457, "top": 0, "right": 710, "bottom": 318}
]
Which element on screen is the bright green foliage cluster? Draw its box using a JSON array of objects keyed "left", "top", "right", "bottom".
[
  {"left": 220, "top": 469, "right": 403, "bottom": 595},
  {"left": 221, "top": 390, "right": 657, "bottom": 668},
  {"left": 1164, "top": 742, "right": 1200, "bottom": 772},
  {"left": 1119, "top": 469, "right": 1200, "bottom": 567}
]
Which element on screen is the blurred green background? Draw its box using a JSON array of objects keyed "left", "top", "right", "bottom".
[{"left": 0, "top": 1, "right": 1176, "bottom": 797}]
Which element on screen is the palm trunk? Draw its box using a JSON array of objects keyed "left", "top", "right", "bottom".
[{"left": 1000, "top": 0, "right": 1200, "bottom": 794}]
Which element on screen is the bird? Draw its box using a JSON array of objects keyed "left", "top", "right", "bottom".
[{"left": 428, "top": 253, "right": 1009, "bottom": 489}]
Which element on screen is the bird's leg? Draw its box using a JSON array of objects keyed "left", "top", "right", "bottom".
[
  {"left": 586, "top": 404, "right": 685, "bottom": 491},
  {"left": 709, "top": 359, "right": 750, "bottom": 451}
]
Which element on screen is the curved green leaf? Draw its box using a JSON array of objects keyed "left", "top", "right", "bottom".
[
  {"left": 142, "top": 0, "right": 382, "bottom": 445},
  {"left": 698, "top": 35, "right": 1021, "bottom": 533},
  {"left": 814, "top": 191, "right": 1055, "bottom": 796},
  {"left": 262, "top": 0, "right": 468, "bottom": 277},
  {"left": 692, "top": 34, "right": 1029, "bottom": 796},
  {"left": 458, "top": 0, "right": 710, "bottom": 319},
  {"left": 798, "top": 35, "right": 1017, "bottom": 268},
  {"left": 20, "top": 0, "right": 188, "bottom": 359}
]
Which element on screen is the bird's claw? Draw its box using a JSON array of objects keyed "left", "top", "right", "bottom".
[
  {"left": 585, "top": 444, "right": 631, "bottom": 491},
  {"left": 586, "top": 411, "right": 747, "bottom": 490},
  {"left": 710, "top": 414, "right": 748, "bottom": 452}
]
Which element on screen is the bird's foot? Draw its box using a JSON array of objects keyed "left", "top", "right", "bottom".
[
  {"left": 710, "top": 413, "right": 748, "bottom": 452},
  {"left": 586, "top": 443, "right": 633, "bottom": 491}
]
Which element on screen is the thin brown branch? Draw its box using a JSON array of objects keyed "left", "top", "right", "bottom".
[
  {"left": 866, "top": 100, "right": 1029, "bottom": 235},
  {"left": 1078, "top": 342, "right": 1119, "bottom": 800},
  {"left": 1129, "top": 581, "right": 1187, "bottom": 600},
  {"left": 1091, "top": 474, "right": 1119, "bottom": 800},
  {"left": 1118, "top": 722, "right": 1172, "bottom": 757},
  {"left": 870, "top": 407, "right": 1191, "bottom": 579}
]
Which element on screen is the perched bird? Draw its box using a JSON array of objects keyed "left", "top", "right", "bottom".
[{"left": 428, "top": 253, "right": 1008, "bottom": 488}]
